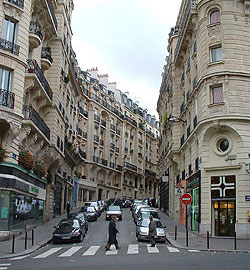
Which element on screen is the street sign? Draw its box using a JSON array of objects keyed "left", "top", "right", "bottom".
[{"left": 181, "top": 193, "right": 192, "bottom": 205}]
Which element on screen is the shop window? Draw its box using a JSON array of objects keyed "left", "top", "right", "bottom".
[{"left": 210, "top": 10, "right": 220, "bottom": 24}]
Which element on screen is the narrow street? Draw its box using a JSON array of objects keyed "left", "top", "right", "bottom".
[{"left": 0, "top": 209, "right": 249, "bottom": 270}]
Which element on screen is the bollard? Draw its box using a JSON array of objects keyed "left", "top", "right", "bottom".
[
  {"left": 25, "top": 231, "right": 27, "bottom": 250},
  {"left": 32, "top": 229, "right": 34, "bottom": 246},
  {"left": 12, "top": 234, "right": 15, "bottom": 254},
  {"left": 207, "top": 231, "right": 210, "bottom": 249},
  {"left": 234, "top": 231, "right": 237, "bottom": 250},
  {"left": 175, "top": 225, "right": 177, "bottom": 241}
]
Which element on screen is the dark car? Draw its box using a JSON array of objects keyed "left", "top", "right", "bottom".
[
  {"left": 82, "top": 206, "right": 98, "bottom": 221},
  {"left": 106, "top": 198, "right": 123, "bottom": 207},
  {"left": 52, "top": 218, "right": 86, "bottom": 244},
  {"left": 69, "top": 212, "right": 88, "bottom": 233}
]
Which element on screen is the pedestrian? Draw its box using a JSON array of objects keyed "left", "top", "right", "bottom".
[
  {"left": 148, "top": 215, "right": 157, "bottom": 247},
  {"left": 66, "top": 200, "right": 71, "bottom": 218},
  {"left": 105, "top": 215, "right": 120, "bottom": 251}
]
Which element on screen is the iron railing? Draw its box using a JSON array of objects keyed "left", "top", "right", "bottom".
[
  {"left": 116, "top": 165, "right": 122, "bottom": 172},
  {"left": 93, "top": 156, "right": 99, "bottom": 163},
  {"left": 0, "top": 89, "right": 15, "bottom": 109},
  {"left": 193, "top": 115, "right": 198, "bottom": 129},
  {"left": 23, "top": 105, "right": 50, "bottom": 140},
  {"left": 41, "top": 47, "right": 53, "bottom": 63},
  {"left": 101, "top": 119, "right": 106, "bottom": 127},
  {"left": 45, "top": 0, "right": 57, "bottom": 30},
  {"left": 26, "top": 59, "right": 53, "bottom": 100},
  {"left": 79, "top": 150, "right": 86, "bottom": 159},
  {"left": 125, "top": 162, "right": 137, "bottom": 172},
  {"left": 29, "top": 21, "right": 43, "bottom": 41},
  {"left": 0, "top": 38, "right": 20, "bottom": 55},
  {"left": 5, "top": 0, "right": 24, "bottom": 9}
]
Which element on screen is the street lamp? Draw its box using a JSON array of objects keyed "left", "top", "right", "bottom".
[{"left": 168, "top": 115, "right": 187, "bottom": 124}]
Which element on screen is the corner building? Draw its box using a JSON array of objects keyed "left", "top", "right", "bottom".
[{"left": 157, "top": 0, "right": 250, "bottom": 238}]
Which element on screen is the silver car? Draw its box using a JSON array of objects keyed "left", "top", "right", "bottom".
[
  {"left": 136, "top": 218, "right": 166, "bottom": 242},
  {"left": 106, "top": 205, "right": 122, "bottom": 221}
]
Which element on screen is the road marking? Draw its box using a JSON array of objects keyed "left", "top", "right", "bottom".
[
  {"left": 147, "top": 244, "right": 159, "bottom": 253},
  {"left": 10, "top": 255, "right": 30, "bottom": 260},
  {"left": 59, "top": 246, "right": 82, "bottom": 257},
  {"left": 0, "top": 265, "right": 11, "bottom": 266},
  {"left": 0, "top": 268, "right": 8, "bottom": 270},
  {"left": 82, "top": 246, "right": 100, "bottom": 256},
  {"left": 167, "top": 247, "right": 180, "bottom": 252},
  {"left": 127, "top": 244, "right": 139, "bottom": 254},
  {"left": 188, "top": 250, "right": 200, "bottom": 252},
  {"left": 34, "top": 247, "right": 63, "bottom": 258},
  {"left": 106, "top": 248, "right": 118, "bottom": 255}
]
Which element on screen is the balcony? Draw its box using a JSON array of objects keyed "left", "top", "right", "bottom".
[
  {"left": 116, "top": 165, "right": 122, "bottom": 172},
  {"left": 114, "top": 183, "right": 119, "bottom": 187},
  {"left": 145, "top": 169, "right": 156, "bottom": 177},
  {"left": 0, "top": 38, "right": 20, "bottom": 55},
  {"left": 79, "top": 107, "right": 88, "bottom": 118},
  {"left": 94, "top": 114, "right": 100, "bottom": 123},
  {"left": 0, "top": 89, "right": 15, "bottom": 109},
  {"left": 23, "top": 105, "right": 50, "bottom": 140},
  {"left": 187, "top": 125, "right": 191, "bottom": 138},
  {"left": 100, "top": 139, "right": 104, "bottom": 147},
  {"left": 3, "top": 0, "right": 24, "bottom": 9},
  {"left": 45, "top": 0, "right": 57, "bottom": 31},
  {"left": 64, "top": 140, "right": 78, "bottom": 164},
  {"left": 138, "top": 139, "right": 143, "bottom": 145},
  {"left": 29, "top": 21, "right": 43, "bottom": 49},
  {"left": 138, "top": 123, "right": 145, "bottom": 131},
  {"left": 83, "top": 131, "right": 87, "bottom": 139},
  {"left": 93, "top": 156, "right": 99, "bottom": 163},
  {"left": 124, "top": 115, "right": 137, "bottom": 127},
  {"left": 110, "top": 123, "right": 116, "bottom": 131},
  {"left": 101, "top": 119, "right": 106, "bottom": 127},
  {"left": 41, "top": 47, "right": 53, "bottom": 71},
  {"left": 26, "top": 59, "right": 53, "bottom": 100},
  {"left": 110, "top": 162, "right": 115, "bottom": 169},
  {"left": 101, "top": 159, "right": 108, "bottom": 166},
  {"left": 146, "top": 130, "right": 155, "bottom": 138},
  {"left": 115, "top": 147, "right": 119, "bottom": 153},
  {"left": 93, "top": 135, "right": 99, "bottom": 143},
  {"left": 110, "top": 143, "right": 115, "bottom": 150},
  {"left": 125, "top": 162, "right": 137, "bottom": 172},
  {"left": 79, "top": 149, "right": 86, "bottom": 159}
]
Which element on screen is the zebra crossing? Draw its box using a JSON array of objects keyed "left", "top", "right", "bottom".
[
  {"left": 0, "top": 263, "right": 11, "bottom": 270},
  {"left": 9, "top": 244, "right": 200, "bottom": 261}
]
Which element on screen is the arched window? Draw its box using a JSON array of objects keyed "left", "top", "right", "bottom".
[{"left": 210, "top": 10, "right": 220, "bottom": 24}]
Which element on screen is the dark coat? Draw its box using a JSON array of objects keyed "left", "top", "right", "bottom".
[
  {"left": 108, "top": 219, "right": 119, "bottom": 244},
  {"left": 149, "top": 220, "right": 157, "bottom": 237}
]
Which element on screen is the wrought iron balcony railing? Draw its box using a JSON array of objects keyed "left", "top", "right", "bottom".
[
  {"left": 41, "top": 47, "right": 53, "bottom": 63},
  {"left": 110, "top": 143, "right": 115, "bottom": 150},
  {"left": 5, "top": 0, "right": 24, "bottom": 9},
  {"left": 193, "top": 115, "right": 198, "bottom": 129},
  {"left": 45, "top": 0, "right": 57, "bottom": 30},
  {"left": 116, "top": 128, "right": 121, "bottom": 135},
  {"left": 125, "top": 162, "right": 137, "bottom": 172},
  {"left": 0, "top": 38, "right": 20, "bottom": 55},
  {"left": 26, "top": 59, "right": 53, "bottom": 100},
  {"left": 23, "top": 105, "right": 50, "bottom": 140},
  {"left": 116, "top": 165, "right": 122, "bottom": 172},
  {"left": 79, "top": 150, "right": 86, "bottom": 159},
  {"left": 0, "top": 89, "right": 15, "bottom": 109},
  {"left": 29, "top": 21, "right": 43, "bottom": 41},
  {"left": 101, "top": 119, "right": 106, "bottom": 127},
  {"left": 83, "top": 131, "right": 87, "bottom": 139}
]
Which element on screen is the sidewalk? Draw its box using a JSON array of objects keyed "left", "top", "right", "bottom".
[
  {"left": 158, "top": 210, "right": 250, "bottom": 252},
  {"left": 0, "top": 211, "right": 76, "bottom": 259}
]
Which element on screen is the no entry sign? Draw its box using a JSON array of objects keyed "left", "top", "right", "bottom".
[{"left": 181, "top": 193, "right": 192, "bottom": 205}]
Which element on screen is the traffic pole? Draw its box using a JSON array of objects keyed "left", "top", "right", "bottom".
[
  {"left": 25, "top": 231, "right": 27, "bottom": 249},
  {"left": 12, "top": 234, "right": 15, "bottom": 254},
  {"left": 186, "top": 204, "right": 188, "bottom": 247},
  {"left": 234, "top": 231, "right": 237, "bottom": 250},
  {"left": 32, "top": 229, "right": 34, "bottom": 246},
  {"left": 174, "top": 225, "right": 177, "bottom": 241},
  {"left": 207, "top": 231, "right": 209, "bottom": 249}
]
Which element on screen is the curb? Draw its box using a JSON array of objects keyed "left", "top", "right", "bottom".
[
  {"left": 0, "top": 238, "right": 51, "bottom": 260},
  {"left": 165, "top": 233, "right": 250, "bottom": 254}
]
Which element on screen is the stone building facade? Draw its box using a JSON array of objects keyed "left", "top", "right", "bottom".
[
  {"left": 157, "top": 0, "right": 250, "bottom": 238},
  {"left": 0, "top": 0, "right": 159, "bottom": 235}
]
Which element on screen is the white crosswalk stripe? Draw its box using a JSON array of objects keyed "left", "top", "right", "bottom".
[
  {"left": 147, "top": 244, "right": 159, "bottom": 253},
  {"left": 10, "top": 255, "right": 30, "bottom": 260},
  {"left": 59, "top": 246, "right": 82, "bottom": 257},
  {"left": 167, "top": 247, "right": 180, "bottom": 253},
  {"left": 106, "top": 248, "right": 118, "bottom": 255},
  {"left": 82, "top": 245, "right": 100, "bottom": 256},
  {"left": 188, "top": 250, "right": 200, "bottom": 252},
  {"left": 127, "top": 244, "right": 139, "bottom": 254},
  {"left": 34, "top": 247, "right": 63, "bottom": 259},
  {"left": 0, "top": 264, "right": 11, "bottom": 270}
]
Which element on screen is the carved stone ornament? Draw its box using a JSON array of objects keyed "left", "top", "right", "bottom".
[
  {"left": 3, "top": 1, "right": 23, "bottom": 18},
  {"left": 207, "top": 24, "right": 221, "bottom": 37},
  {"left": 240, "top": 0, "right": 250, "bottom": 16},
  {"left": 211, "top": 76, "right": 219, "bottom": 85}
]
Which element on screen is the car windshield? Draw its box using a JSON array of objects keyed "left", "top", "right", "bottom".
[
  {"left": 108, "top": 206, "right": 120, "bottom": 211},
  {"left": 76, "top": 213, "right": 85, "bottom": 221},
  {"left": 141, "top": 211, "right": 158, "bottom": 219},
  {"left": 140, "top": 220, "right": 163, "bottom": 228},
  {"left": 59, "top": 219, "right": 80, "bottom": 228},
  {"left": 91, "top": 202, "right": 98, "bottom": 207},
  {"left": 87, "top": 207, "right": 95, "bottom": 212}
]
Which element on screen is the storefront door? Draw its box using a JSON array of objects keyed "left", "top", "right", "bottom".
[{"left": 214, "top": 200, "right": 235, "bottom": 236}]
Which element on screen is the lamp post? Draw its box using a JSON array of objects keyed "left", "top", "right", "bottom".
[{"left": 168, "top": 116, "right": 187, "bottom": 124}]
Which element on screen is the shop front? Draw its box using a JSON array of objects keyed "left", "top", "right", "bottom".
[
  {"left": 186, "top": 170, "right": 201, "bottom": 232},
  {"left": 0, "top": 163, "right": 46, "bottom": 232},
  {"left": 211, "top": 175, "right": 236, "bottom": 237}
]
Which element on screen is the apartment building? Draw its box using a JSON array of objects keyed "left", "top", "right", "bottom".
[{"left": 158, "top": 0, "right": 250, "bottom": 238}]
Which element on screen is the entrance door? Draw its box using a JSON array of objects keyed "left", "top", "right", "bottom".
[
  {"left": 54, "top": 176, "right": 62, "bottom": 217},
  {"left": 214, "top": 200, "right": 235, "bottom": 236},
  {"left": 98, "top": 189, "right": 103, "bottom": 200}
]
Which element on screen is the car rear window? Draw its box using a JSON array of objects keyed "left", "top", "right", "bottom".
[
  {"left": 59, "top": 219, "right": 80, "bottom": 228},
  {"left": 108, "top": 206, "right": 120, "bottom": 211},
  {"left": 141, "top": 211, "right": 158, "bottom": 219},
  {"left": 87, "top": 207, "right": 95, "bottom": 212}
]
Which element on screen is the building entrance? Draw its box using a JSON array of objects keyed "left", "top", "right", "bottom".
[{"left": 213, "top": 200, "right": 235, "bottom": 236}]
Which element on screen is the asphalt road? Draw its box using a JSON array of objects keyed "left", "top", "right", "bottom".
[{"left": 1, "top": 208, "right": 250, "bottom": 270}]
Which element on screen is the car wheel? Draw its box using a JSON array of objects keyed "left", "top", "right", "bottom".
[{"left": 79, "top": 233, "right": 83, "bottom": 242}]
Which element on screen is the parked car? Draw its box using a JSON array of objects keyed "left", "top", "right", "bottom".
[
  {"left": 106, "top": 205, "right": 122, "bottom": 221},
  {"left": 134, "top": 207, "right": 159, "bottom": 224},
  {"left": 136, "top": 218, "right": 166, "bottom": 242},
  {"left": 84, "top": 201, "right": 101, "bottom": 216},
  {"left": 52, "top": 218, "right": 86, "bottom": 244},
  {"left": 132, "top": 204, "right": 150, "bottom": 220},
  {"left": 69, "top": 212, "right": 88, "bottom": 233},
  {"left": 130, "top": 200, "right": 143, "bottom": 211},
  {"left": 106, "top": 198, "right": 123, "bottom": 207},
  {"left": 122, "top": 199, "right": 132, "bottom": 208},
  {"left": 82, "top": 206, "right": 98, "bottom": 221}
]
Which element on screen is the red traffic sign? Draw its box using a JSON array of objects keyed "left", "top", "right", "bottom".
[{"left": 181, "top": 193, "right": 192, "bottom": 205}]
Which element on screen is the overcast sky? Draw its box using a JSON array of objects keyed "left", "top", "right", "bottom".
[{"left": 71, "top": 0, "right": 182, "bottom": 118}]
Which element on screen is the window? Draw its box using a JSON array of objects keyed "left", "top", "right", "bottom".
[
  {"left": 211, "top": 85, "right": 223, "bottom": 104},
  {"left": 0, "top": 67, "right": 12, "bottom": 91},
  {"left": 210, "top": 10, "right": 220, "bottom": 24},
  {"left": 2, "top": 18, "right": 17, "bottom": 43},
  {"left": 210, "top": 46, "right": 222, "bottom": 62}
]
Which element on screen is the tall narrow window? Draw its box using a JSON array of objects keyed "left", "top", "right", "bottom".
[
  {"left": 211, "top": 85, "right": 223, "bottom": 104},
  {"left": 0, "top": 67, "right": 12, "bottom": 91},
  {"left": 210, "top": 10, "right": 220, "bottom": 24},
  {"left": 2, "top": 18, "right": 17, "bottom": 43},
  {"left": 210, "top": 46, "right": 222, "bottom": 62}
]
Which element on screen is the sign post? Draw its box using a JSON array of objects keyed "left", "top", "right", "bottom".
[{"left": 181, "top": 193, "right": 192, "bottom": 247}]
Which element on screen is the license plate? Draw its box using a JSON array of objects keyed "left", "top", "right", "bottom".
[{"left": 61, "top": 236, "right": 71, "bottom": 240}]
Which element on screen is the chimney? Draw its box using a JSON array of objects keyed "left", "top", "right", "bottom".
[
  {"left": 87, "top": 67, "right": 98, "bottom": 80},
  {"left": 98, "top": 74, "right": 109, "bottom": 87}
]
